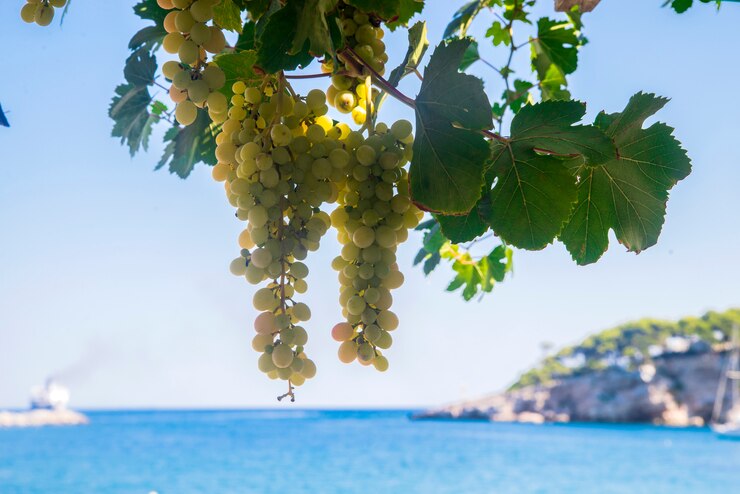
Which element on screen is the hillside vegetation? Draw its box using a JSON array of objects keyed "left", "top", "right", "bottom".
[{"left": 512, "top": 309, "right": 740, "bottom": 390}]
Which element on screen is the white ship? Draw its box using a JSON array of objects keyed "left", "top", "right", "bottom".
[
  {"left": 30, "top": 378, "right": 71, "bottom": 410},
  {"left": 710, "top": 326, "right": 740, "bottom": 439},
  {"left": 0, "top": 378, "right": 87, "bottom": 427}
]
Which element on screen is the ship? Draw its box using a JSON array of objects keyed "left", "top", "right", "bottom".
[{"left": 0, "top": 378, "right": 87, "bottom": 427}]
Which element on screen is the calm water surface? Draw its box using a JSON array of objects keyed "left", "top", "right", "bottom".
[{"left": 0, "top": 410, "right": 738, "bottom": 493}]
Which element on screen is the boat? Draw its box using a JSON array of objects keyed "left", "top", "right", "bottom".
[
  {"left": 710, "top": 326, "right": 740, "bottom": 438},
  {"left": 30, "top": 378, "right": 71, "bottom": 410}
]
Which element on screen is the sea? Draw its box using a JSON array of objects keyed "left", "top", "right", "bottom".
[{"left": 0, "top": 410, "right": 738, "bottom": 493}]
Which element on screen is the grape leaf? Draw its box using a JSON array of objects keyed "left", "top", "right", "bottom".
[
  {"left": 444, "top": 244, "right": 512, "bottom": 301},
  {"left": 411, "top": 39, "right": 493, "bottom": 214},
  {"left": 344, "top": 0, "right": 401, "bottom": 19},
  {"left": 0, "top": 104, "right": 10, "bottom": 128},
  {"left": 531, "top": 17, "right": 579, "bottom": 99},
  {"left": 386, "top": 0, "right": 425, "bottom": 30},
  {"left": 133, "top": 0, "right": 167, "bottom": 26},
  {"left": 560, "top": 92, "right": 692, "bottom": 264},
  {"left": 109, "top": 84, "right": 156, "bottom": 157},
  {"left": 291, "top": 0, "right": 339, "bottom": 57},
  {"left": 235, "top": 21, "right": 257, "bottom": 50},
  {"left": 157, "top": 111, "right": 218, "bottom": 178},
  {"left": 123, "top": 49, "right": 157, "bottom": 87},
  {"left": 109, "top": 49, "right": 159, "bottom": 156},
  {"left": 213, "top": 50, "right": 261, "bottom": 95},
  {"left": 436, "top": 199, "right": 488, "bottom": 243},
  {"left": 386, "top": 21, "right": 428, "bottom": 88},
  {"left": 128, "top": 26, "right": 166, "bottom": 51},
  {"left": 213, "top": 0, "right": 244, "bottom": 33},
  {"left": 444, "top": 0, "right": 486, "bottom": 39},
  {"left": 458, "top": 40, "right": 480, "bottom": 71},
  {"left": 255, "top": 2, "right": 315, "bottom": 72},
  {"left": 485, "top": 100, "right": 616, "bottom": 250}
]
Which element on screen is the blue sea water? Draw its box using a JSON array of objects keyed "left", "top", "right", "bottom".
[{"left": 0, "top": 410, "right": 738, "bottom": 493}]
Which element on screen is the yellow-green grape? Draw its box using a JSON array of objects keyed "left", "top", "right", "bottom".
[
  {"left": 34, "top": 4, "right": 54, "bottom": 26},
  {"left": 157, "top": 0, "right": 174, "bottom": 9},
  {"left": 175, "top": 101, "right": 198, "bottom": 125},
  {"left": 50, "top": 0, "right": 68, "bottom": 7},
  {"left": 330, "top": 123, "right": 421, "bottom": 370},
  {"left": 203, "top": 26, "right": 226, "bottom": 54},
  {"left": 20, "top": 3, "right": 38, "bottom": 23},
  {"left": 215, "top": 82, "right": 349, "bottom": 391}
]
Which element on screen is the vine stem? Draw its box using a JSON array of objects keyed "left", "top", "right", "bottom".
[
  {"left": 285, "top": 73, "right": 331, "bottom": 80},
  {"left": 340, "top": 47, "right": 507, "bottom": 143}
]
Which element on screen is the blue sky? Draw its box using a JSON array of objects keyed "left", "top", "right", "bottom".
[{"left": 1, "top": 1, "right": 739, "bottom": 409}]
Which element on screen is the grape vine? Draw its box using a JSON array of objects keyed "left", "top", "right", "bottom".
[{"left": 16, "top": 0, "right": 732, "bottom": 399}]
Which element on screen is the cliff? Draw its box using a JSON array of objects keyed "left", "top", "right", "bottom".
[{"left": 415, "top": 309, "right": 740, "bottom": 426}]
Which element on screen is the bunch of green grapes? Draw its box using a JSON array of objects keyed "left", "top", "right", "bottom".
[
  {"left": 158, "top": 0, "right": 228, "bottom": 126},
  {"left": 20, "top": 0, "right": 66, "bottom": 26},
  {"left": 211, "top": 80, "right": 353, "bottom": 393},
  {"left": 323, "top": 2, "right": 387, "bottom": 125},
  {"left": 329, "top": 120, "right": 422, "bottom": 371}
]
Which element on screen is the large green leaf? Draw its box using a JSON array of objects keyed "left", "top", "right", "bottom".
[
  {"left": 436, "top": 197, "right": 488, "bottom": 243},
  {"left": 109, "top": 49, "right": 159, "bottom": 156},
  {"left": 109, "top": 84, "right": 156, "bottom": 157},
  {"left": 344, "top": 0, "right": 401, "bottom": 19},
  {"left": 213, "top": 50, "right": 261, "bottom": 95},
  {"left": 560, "top": 93, "right": 692, "bottom": 265},
  {"left": 133, "top": 0, "right": 167, "bottom": 25},
  {"left": 443, "top": 0, "right": 493, "bottom": 39},
  {"left": 485, "top": 100, "right": 615, "bottom": 250},
  {"left": 386, "top": 0, "right": 424, "bottom": 30},
  {"left": 255, "top": 2, "right": 315, "bottom": 72},
  {"left": 157, "top": 111, "right": 218, "bottom": 178},
  {"left": 531, "top": 17, "right": 580, "bottom": 100},
  {"left": 411, "top": 39, "right": 493, "bottom": 214},
  {"left": 213, "top": 0, "right": 244, "bottom": 33}
]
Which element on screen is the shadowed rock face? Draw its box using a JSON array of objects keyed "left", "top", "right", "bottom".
[{"left": 414, "top": 349, "right": 732, "bottom": 426}]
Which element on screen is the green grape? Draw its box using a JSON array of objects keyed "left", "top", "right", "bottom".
[
  {"left": 300, "top": 359, "right": 317, "bottom": 379},
  {"left": 34, "top": 4, "right": 54, "bottom": 26},
  {"left": 20, "top": 3, "right": 38, "bottom": 23},
  {"left": 202, "top": 65, "right": 225, "bottom": 90},
  {"left": 332, "top": 322, "right": 354, "bottom": 342},
  {"left": 229, "top": 257, "right": 248, "bottom": 276},
  {"left": 178, "top": 39, "right": 199, "bottom": 65},
  {"left": 174, "top": 9, "right": 195, "bottom": 32},
  {"left": 258, "top": 352, "right": 277, "bottom": 373},
  {"left": 189, "top": 0, "right": 214, "bottom": 22},
  {"left": 391, "top": 120, "right": 413, "bottom": 140},
  {"left": 271, "top": 344, "right": 294, "bottom": 368},
  {"left": 175, "top": 101, "right": 198, "bottom": 126},
  {"left": 254, "top": 312, "right": 276, "bottom": 335},
  {"left": 189, "top": 22, "right": 211, "bottom": 44},
  {"left": 305, "top": 89, "right": 326, "bottom": 110},
  {"left": 357, "top": 343, "right": 375, "bottom": 364},
  {"left": 252, "top": 333, "right": 274, "bottom": 352},
  {"left": 292, "top": 303, "right": 311, "bottom": 322},
  {"left": 373, "top": 355, "right": 389, "bottom": 372},
  {"left": 202, "top": 26, "right": 226, "bottom": 54},
  {"left": 338, "top": 341, "right": 357, "bottom": 363},
  {"left": 253, "top": 287, "right": 277, "bottom": 311},
  {"left": 187, "top": 79, "right": 210, "bottom": 103}
]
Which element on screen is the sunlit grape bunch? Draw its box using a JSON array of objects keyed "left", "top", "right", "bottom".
[
  {"left": 158, "top": 0, "right": 228, "bottom": 126},
  {"left": 323, "top": 2, "right": 387, "bottom": 125},
  {"left": 212, "top": 79, "right": 356, "bottom": 395},
  {"left": 20, "top": 0, "right": 66, "bottom": 26},
  {"left": 330, "top": 120, "right": 422, "bottom": 371}
]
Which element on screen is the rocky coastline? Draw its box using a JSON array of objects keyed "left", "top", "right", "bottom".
[{"left": 414, "top": 347, "right": 732, "bottom": 426}]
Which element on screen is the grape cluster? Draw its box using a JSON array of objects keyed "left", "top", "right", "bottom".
[
  {"left": 212, "top": 80, "right": 352, "bottom": 392},
  {"left": 329, "top": 120, "right": 422, "bottom": 371},
  {"left": 323, "top": 2, "right": 387, "bottom": 125},
  {"left": 158, "top": 0, "right": 228, "bottom": 126},
  {"left": 20, "top": 0, "right": 67, "bottom": 26}
]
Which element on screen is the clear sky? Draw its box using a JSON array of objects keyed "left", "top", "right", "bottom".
[{"left": 1, "top": 1, "right": 739, "bottom": 409}]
